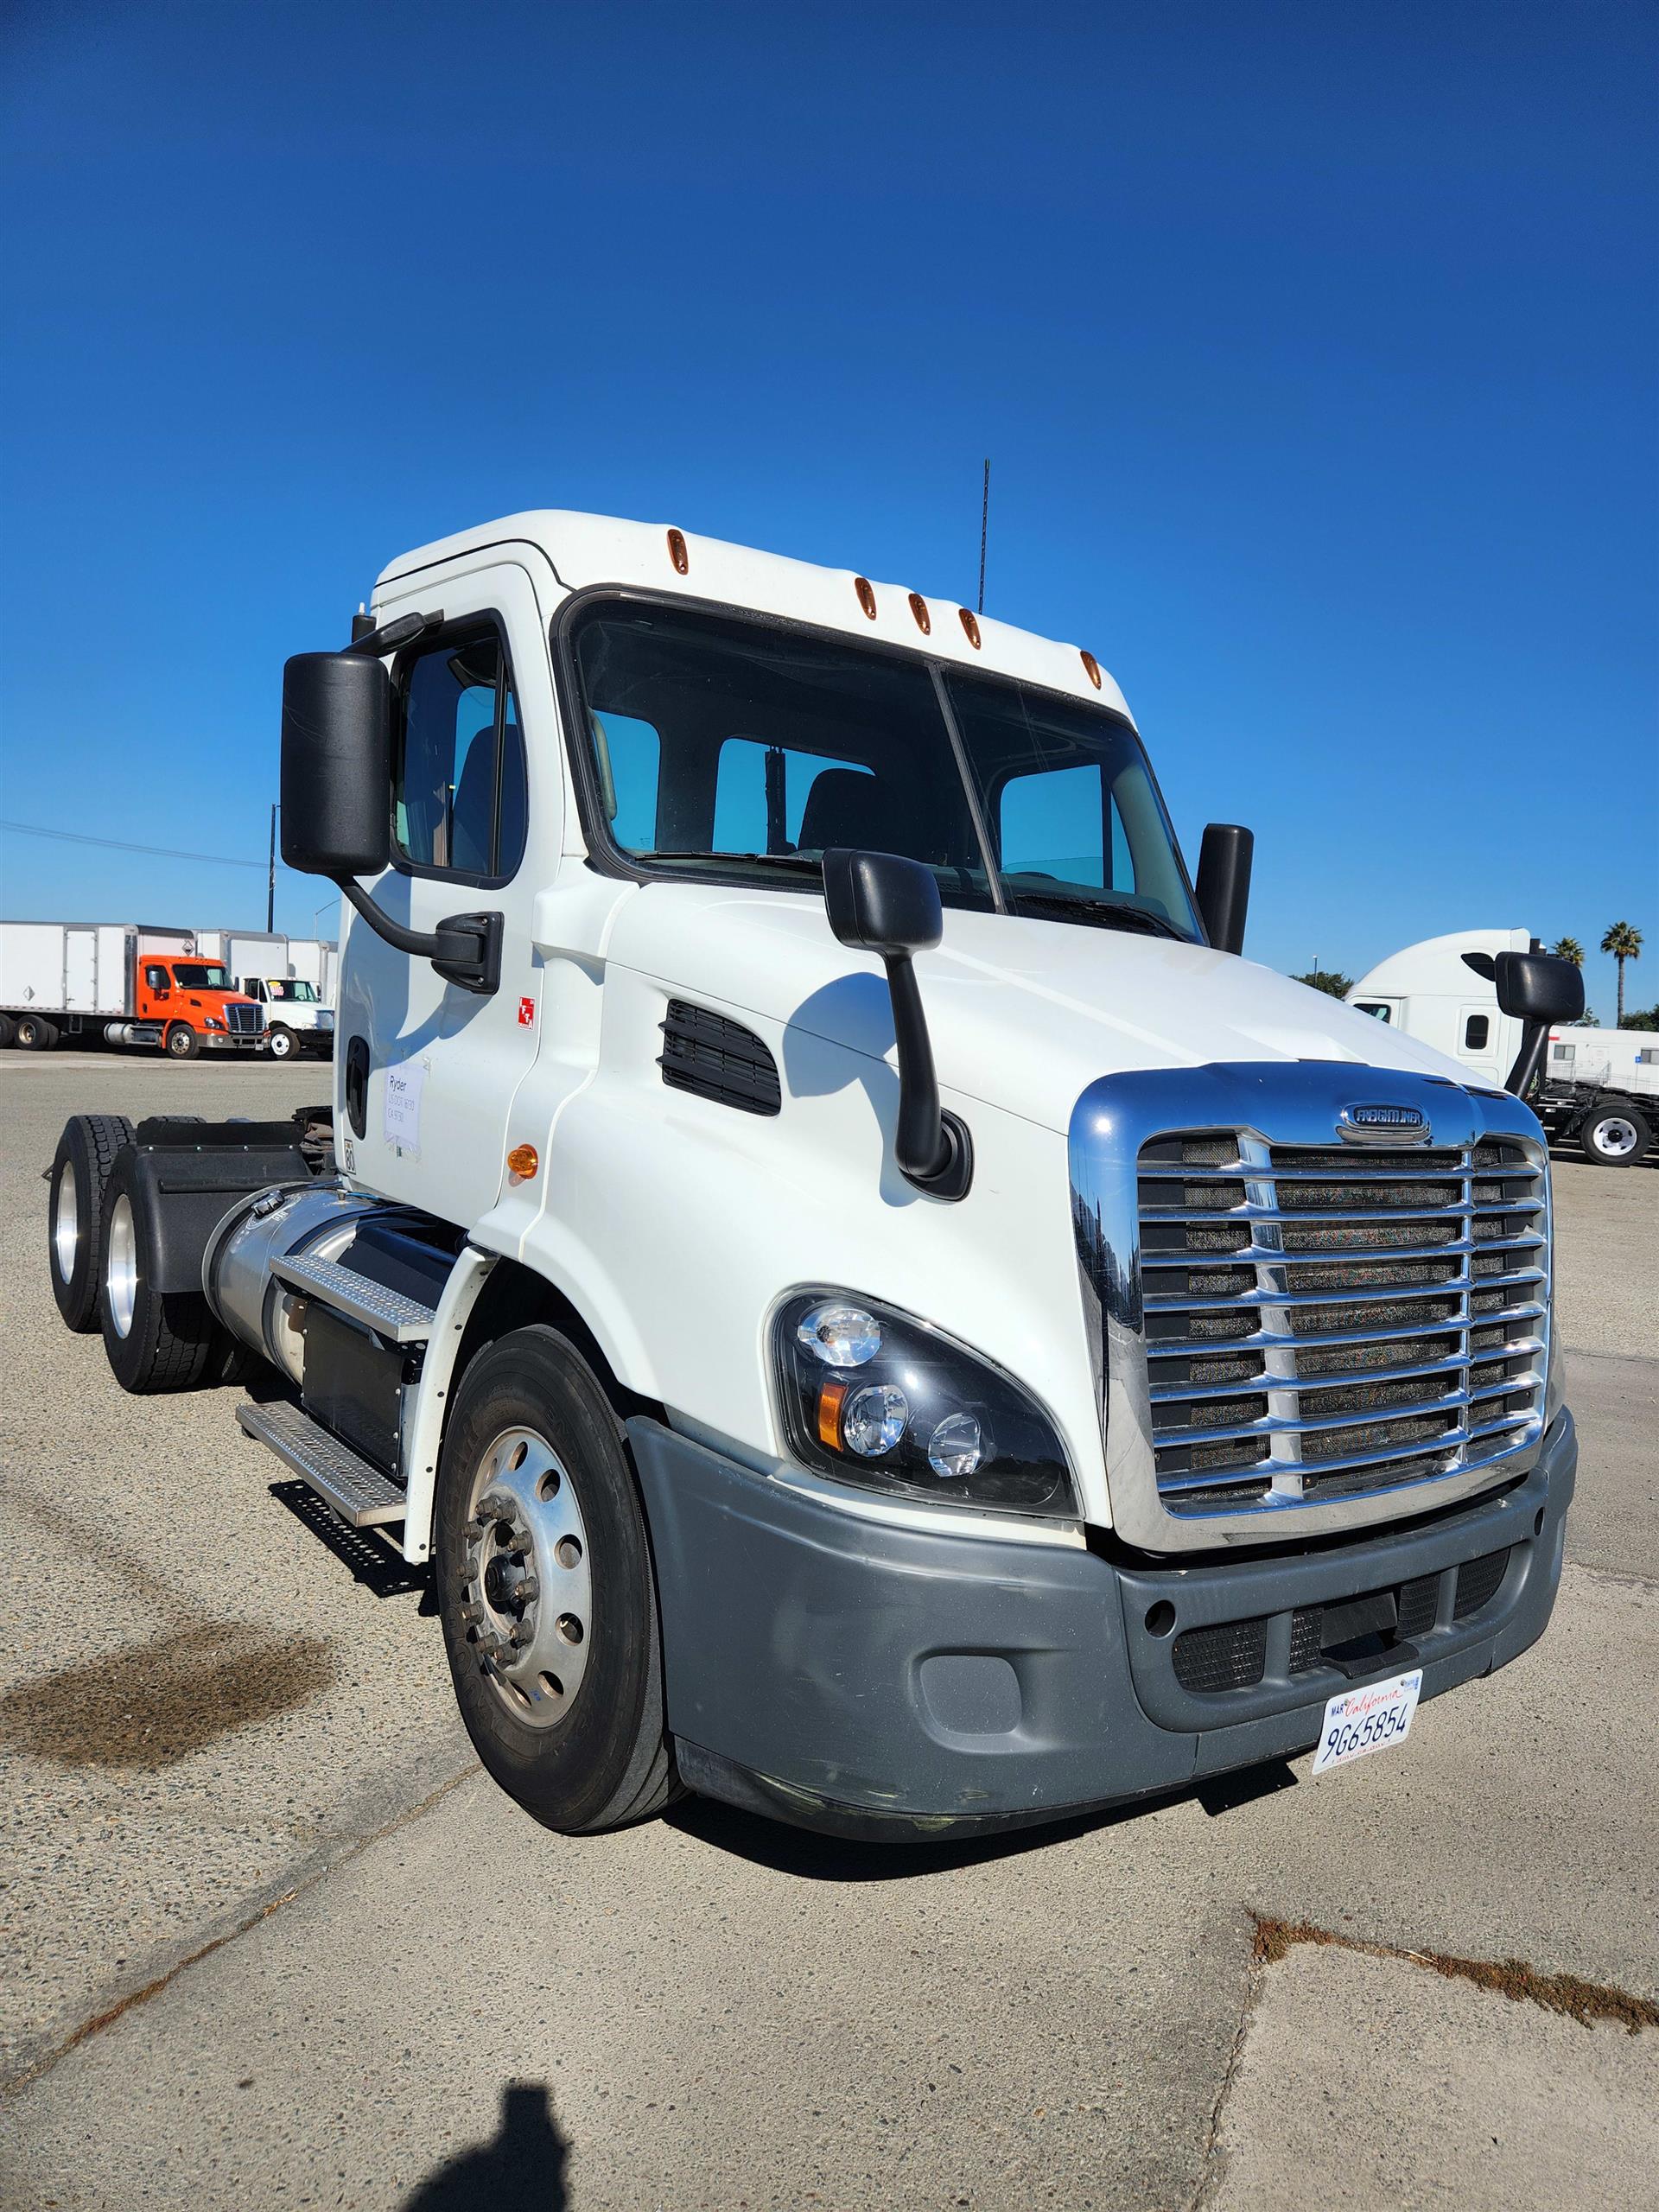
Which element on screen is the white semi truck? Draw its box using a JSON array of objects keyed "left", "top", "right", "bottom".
[
  {"left": 196, "top": 931, "right": 338, "bottom": 1059},
  {"left": 1350, "top": 929, "right": 1656, "bottom": 1165},
  {"left": 44, "top": 512, "right": 1582, "bottom": 1840}
]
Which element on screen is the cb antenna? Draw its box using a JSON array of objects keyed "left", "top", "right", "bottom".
[{"left": 977, "top": 457, "right": 990, "bottom": 615}]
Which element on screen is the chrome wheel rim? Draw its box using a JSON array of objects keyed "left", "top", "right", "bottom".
[
  {"left": 460, "top": 1427, "right": 593, "bottom": 1728},
  {"left": 1596, "top": 1118, "right": 1639, "bottom": 1158},
  {"left": 54, "top": 1166, "right": 79, "bottom": 1282},
  {"left": 106, "top": 1196, "right": 137, "bottom": 1338}
]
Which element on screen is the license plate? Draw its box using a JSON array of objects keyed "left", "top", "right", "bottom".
[{"left": 1310, "top": 1667, "right": 1423, "bottom": 1776}]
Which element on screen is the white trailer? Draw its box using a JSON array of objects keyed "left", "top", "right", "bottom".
[
  {"left": 1349, "top": 929, "right": 1657, "bottom": 1164},
  {"left": 0, "top": 922, "right": 261, "bottom": 1052}
]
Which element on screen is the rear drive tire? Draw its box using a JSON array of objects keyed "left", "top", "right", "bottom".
[
  {"left": 1580, "top": 1106, "right": 1649, "bottom": 1166},
  {"left": 49, "top": 1113, "right": 136, "bottom": 1332},
  {"left": 16, "top": 1014, "right": 59, "bottom": 1051},
  {"left": 164, "top": 1023, "right": 200, "bottom": 1059},
  {"left": 435, "top": 1326, "right": 679, "bottom": 1834},
  {"left": 266, "top": 1024, "right": 296, "bottom": 1060},
  {"left": 0, "top": 1014, "right": 14, "bottom": 1048},
  {"left": 99, "top": 1151, "right": 216, "bottom": 1391}
]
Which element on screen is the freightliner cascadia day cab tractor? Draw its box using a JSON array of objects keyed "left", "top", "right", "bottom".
[{"left": 45, "top": 513, "right": 1586, "bottom": 1839}]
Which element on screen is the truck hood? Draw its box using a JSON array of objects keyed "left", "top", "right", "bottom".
[{"left": 607, "top": 882, "right": 1472, "bottom": 1135}]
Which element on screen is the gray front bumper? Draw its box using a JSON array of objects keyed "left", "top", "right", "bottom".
[{"left": 629, "top": 1409, "right": 1576, "bottom": 1840}]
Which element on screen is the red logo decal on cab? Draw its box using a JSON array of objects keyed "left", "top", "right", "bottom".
[{"left": 518, "top": 996, "right": 535, "bottom": 1027}]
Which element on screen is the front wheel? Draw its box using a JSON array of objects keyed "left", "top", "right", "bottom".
[
  {"left": 1580, "top": 1104, "right": 1649, "bottom": 1166},
  {"left": 266, "top": 1024, "right": 296, "bottom": 1060},
  {"left": 435, "top": 1326, "right": 678, "bottom": 1834},
  {"left": 164, "top": 1023, "right": 199, "bottom": 1059}
]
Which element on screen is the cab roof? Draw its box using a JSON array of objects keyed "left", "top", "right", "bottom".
[{"left": 375, "top": 509, "right": 1134, "bottom": 723}]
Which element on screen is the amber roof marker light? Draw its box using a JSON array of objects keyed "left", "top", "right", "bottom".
[
  {"left": 908, "top": 592, "right": 931, "bottom": 635},
  {"left": 958, "top": 607, "right": 982, "bottom": 649},
  {"left": 1080, "top": 651, "right": 1103, "bottom": 690},
  {"left": 854, "top": 575, "right": 878, "bottom": 620},
  {"left": 666, "top": 527, "right": 690, "bottom": 575}
]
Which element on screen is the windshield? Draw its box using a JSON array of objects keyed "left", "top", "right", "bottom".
[
  {"left": 172, "top": 963, "right": 232, "bottom": 990},
  {"left": 268, "top": 979, "right": 317, "bottom": 1001},
  {"left": 569, "top": 603, "right": 1202, "bottom": 942}
]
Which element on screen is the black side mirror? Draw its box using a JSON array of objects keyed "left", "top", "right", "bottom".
[
  {"left": 279, "top": 640, "right": 500, "bottom": 997},
  {"left": 1495, "top": 950, "right": 1585, "bottom": 1097},
  {"left": 1194, "top": 823, "right": 1254, "bottom": 956},
  {"left": 1495, "top": 951, "right": 1585, "bottom": 1027},
  {"left": 280, "top": 652, "right": 392, "bottom": 879},
  {"left": 822, "top": 849, "right": 971, "bottom": 1200}
]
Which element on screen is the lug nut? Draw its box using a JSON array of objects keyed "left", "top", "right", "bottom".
[{"left": 512, "top": 1575, "right": 540, "bottom": 1606}]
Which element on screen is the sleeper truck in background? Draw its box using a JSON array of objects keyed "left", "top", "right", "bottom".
[
  {"left": 1350, "top": 929, "right": 1656, "bottom": 1166},
  {"left": 45, "top": 511, "right": 1586, "bottom": 1840},
  {"left": 1, "top": 923, "right": 267, "bottom": 1057}
]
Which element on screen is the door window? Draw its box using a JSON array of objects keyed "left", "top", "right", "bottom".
[{"left": 394, "top": 626, "right": 528, "bottom": 879}]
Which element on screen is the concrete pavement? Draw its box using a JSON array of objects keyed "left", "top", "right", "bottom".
[{"left": 1, "top": 1051, "right": 1655, "bottom": 2209}]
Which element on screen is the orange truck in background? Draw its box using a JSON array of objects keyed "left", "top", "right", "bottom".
[
  {"left": 0, "top": 924, "right": 268, "bottom": 1055},
  {"left": 133, "top": 954, "right": 268, "bottom": 1058}
]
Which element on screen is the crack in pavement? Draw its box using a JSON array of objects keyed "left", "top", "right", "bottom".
[
  {"left": 1250, "top": 1913, "right": 1659, "bottom": 2033},
  {"left": 1, "top": 1759, "right": 480, "bottom": 2096}
]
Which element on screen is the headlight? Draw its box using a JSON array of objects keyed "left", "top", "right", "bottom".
[
  {"left": 773, "top": 1289, "right": 1077, "bottom": 1516},
  {"left": 205, "top": 1015, "right": 226, "bottom": 1031}
]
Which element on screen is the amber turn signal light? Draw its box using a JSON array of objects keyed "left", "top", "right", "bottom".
[
  {"left": 817, "top": 1378, "right": 847, "bottom": 1450},
  {"left": 506, "top": 1143, "right": 539, "bottom": 1179}
]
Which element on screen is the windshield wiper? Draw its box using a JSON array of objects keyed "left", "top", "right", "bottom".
[
  {"left": 1011, "top": 891, "right": 1188, "bottom": 942},
  {"left": 637, "top": 849, "right": 823, "bottom": 874}
]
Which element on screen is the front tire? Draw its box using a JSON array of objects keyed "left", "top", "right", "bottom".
[
  {"left": 99, "top": 1151, "right": 217, "bottom": 1391},
  {"left": 1580, "top": 1105, "right": 1649, "bottom": 1166},
  {"left": 266, "top": 1024, "right": 296, "bottom": 1060},
  {"left": 164, "top": 1023, "right": 200, "bottom": 1059},
  {"left": 435, "top": 1326, "right": 677, "bottom": 1834},
  {"left": 49, "top": 1113, "right": 136, "bottom": 1331}
]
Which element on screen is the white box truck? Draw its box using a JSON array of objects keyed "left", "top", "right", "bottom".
[
  {"left": 1350, "top": 929, "right": 1656, "bottom": 1165},
  {"left": 43, "top": 511, "right": 1581, "bottom": 1840},
  {"left": 1, "top": 923, "right": 267, "bottom": 1055}
]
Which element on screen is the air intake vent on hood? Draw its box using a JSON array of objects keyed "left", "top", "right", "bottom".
[{"left": 659, "top": 1000, "right": 781, "bottom": 1117}]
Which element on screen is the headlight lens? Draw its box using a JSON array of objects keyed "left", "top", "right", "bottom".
[
  {"left": 205, "top": 1015, "right": 226, "bottom": 1031},
  {"left": 774, "top": 1290, "right": 1076, "bottom": 1516}
]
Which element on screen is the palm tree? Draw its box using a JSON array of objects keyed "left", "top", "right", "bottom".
[
  {"left": 1600, "top": 921, "right": 1643, "bottom": 1026},
  {"left": 1552, "top": 936, "right": 1585, "bottom": 967}
]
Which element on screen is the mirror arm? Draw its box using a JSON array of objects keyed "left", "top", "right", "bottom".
[
  {"left": 1504, "top": 1025, "right": 1549, "bottom": 1099},
  {"left": 884, "top": 952, "right": 972, "bottom": 1193},
  {"left": 334, "top": 878, "right": 502, "bottom": 997}
]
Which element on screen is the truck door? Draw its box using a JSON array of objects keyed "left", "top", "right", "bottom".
[
  {"left": 337, "top": 561, "right": 553, "bottom": 1228},
  {"left": 64, "top": 928, "right": 98, "bottom": 1010},
  {"left": 1457, "top": 1005, "right": 1502, "bottom": 1087}
]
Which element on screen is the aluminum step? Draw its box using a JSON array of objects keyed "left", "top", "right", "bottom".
[
  {"left": 269, "top": 1250, "right": 437, "bottom": 1342},
  {"left": 237, "top": 1400, "right": 406, "bottom": 1528}
]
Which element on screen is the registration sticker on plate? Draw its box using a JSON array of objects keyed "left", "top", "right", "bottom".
[{"left": 1310, "top": 1668, "right": 1423, "bottom": 1777}]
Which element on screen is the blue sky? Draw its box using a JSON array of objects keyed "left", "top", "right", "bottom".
[{"left": 3, "top": 1, "right": 1654, "bottom": 1018}]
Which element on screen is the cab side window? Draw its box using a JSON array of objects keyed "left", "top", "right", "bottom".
[
  {"left": 1464, "top": 1014, "right": 1490, "bottom": 1051},
  {"left": 393, "top": 625, "right": 527, "bottom": 880}
]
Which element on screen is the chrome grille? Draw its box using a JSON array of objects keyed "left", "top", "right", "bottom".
[
  {"left": 1068, "top": 1065, "right": 1554, "bottom": 1552},
  {"left": 1138, "top": 1133, "right": 1546, "bottom": 1513},
  {"left": 226, "top": 1001, "right": 262, "bottom": 1035}
]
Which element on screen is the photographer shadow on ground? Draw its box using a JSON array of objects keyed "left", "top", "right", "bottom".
[{"left": 403, "top": 2082, "right": 568, "bottom": 2211}]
